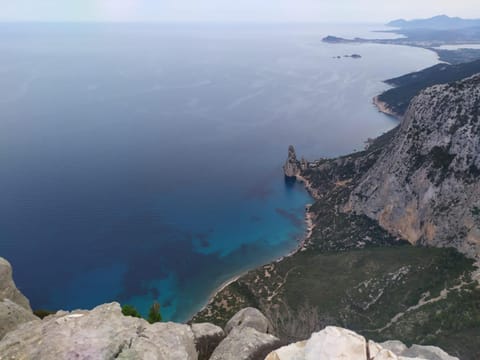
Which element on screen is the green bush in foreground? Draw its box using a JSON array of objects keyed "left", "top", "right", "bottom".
[
  {"left": 121, "top": 302, "right": 163, "bottom": 323},
  {"left": 147, "top": 301, "right": 163, "bottom": 324},
  {"left": 121, "top": 304, "right": 143, "bottom": 319}
]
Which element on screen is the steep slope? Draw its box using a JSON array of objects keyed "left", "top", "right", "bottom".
[
  {"left": 349, "top": 75, "right": 480, "bottom": 259},
  {"left": 377, "top": 60, "right": 480, "bottom": 116}
]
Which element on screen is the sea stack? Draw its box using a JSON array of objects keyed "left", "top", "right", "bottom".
[{"left": 283, "top": 145, "right": 301, "bottom": 182}]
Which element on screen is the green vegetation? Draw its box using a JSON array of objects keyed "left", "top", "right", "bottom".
[
  {"left": 147, "top": 301, "right": 163, "bottom": 324},
  {"left": 121, "top": 304, "right": 142, "bottom": 318},
  {"left": 378, "top": 59, "right": 480, "bottom": 116},
  {"left": 192, "top": 127, "right": 480, "bottom": 359},
  {"left": 121, "top": 302, "right": 162, "bottom": 323},
  {"left": 33, "top": 309, "right": 56, "bottom": 319}
]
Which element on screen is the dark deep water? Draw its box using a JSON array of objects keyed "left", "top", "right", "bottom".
[{"left": 0, "top": 23, "right": 439, "bottom": 321}]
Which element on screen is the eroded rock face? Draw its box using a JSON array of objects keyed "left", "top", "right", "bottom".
[
  {"left": 0, "top": 299, "right": 38, "bottom": 340},
  {"left": 265, "top": 327, "right": 459, "bottom": 360},
  {"left": 283, "top": 145, "right": 301, "bottom": 179},
  {"left": 0, "top": 302, "right": 198, "bottom": 360},
  {"left": 0, "top": 257, "right": 37, "bottom": 340},
  {"left": 348, "top": 75, "right": 480, "bottom": 259},
  {"left": 401, "top": 344, "right": 460, "bottom": 360},
  {"left": 225, "top": 307, "right": 273, "bottom": 335},
  {"left": 210, "top": 326, "right": 280, "bottom": 360},
  {"left": 191, "top": 323, "right": 225, "bottom": 360},
  {"left": 0, "top": 257, "right": 32, "bottom": 311}
]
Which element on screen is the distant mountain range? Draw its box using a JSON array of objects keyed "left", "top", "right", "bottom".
[{"left": 388, "top": 15, "right": 480, "bottom": 30}]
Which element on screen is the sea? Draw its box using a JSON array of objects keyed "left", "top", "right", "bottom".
[{"left": 0, "top": 22, "right": 439, "bottom": 321}]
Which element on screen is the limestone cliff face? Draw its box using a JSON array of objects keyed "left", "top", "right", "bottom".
[{"left": 348, "top": 75, "right": 480, "bottom": 259}]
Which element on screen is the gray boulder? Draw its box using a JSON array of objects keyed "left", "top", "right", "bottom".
[
  {"left": 209, "top": 326, "right": 280, "bottom": 360},
  {"left": 0, "top": 302, "right": 198, "bottom": 360},
  {"left": 402, "top": 344, "right": 459, "bottom": 360},
  {"left": 225, "top": 307, "right": 273, "bottom": 335},
  {"left": 380, "top": 340, "right": 408, "bottom": 355},
  {"left": 0, "top": 257, "right": 32, "bottom": 310},
  {"left": 0, "top": 299, "right": 38, "bottom": 339},
  {"left": 117, "top": 322, "right": 198, "bottom": 360},
  {"left": 191, "top": 323, "right": 225, "bottom": 360}
]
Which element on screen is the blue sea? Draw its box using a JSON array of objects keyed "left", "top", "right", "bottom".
[{"left": 0, "top": 22, "right": 438, "bottom": 321}]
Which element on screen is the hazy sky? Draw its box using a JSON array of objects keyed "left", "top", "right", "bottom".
[{"left": 1, "top": 0, "right": 479, "bottom": 23}]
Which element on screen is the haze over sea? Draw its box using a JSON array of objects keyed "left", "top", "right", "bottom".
[{"left": 0, "top": 22, "right": 438, "bottom": 321}]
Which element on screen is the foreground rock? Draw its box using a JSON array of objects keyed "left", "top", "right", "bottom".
[
  {"left": 210, "top": 326, "right": 280, "bottom": 360},
  {"left": 0, "top": 299, "right": 38, "bottom": 339},
  {"left": 224, "top": 307, "right": 273, "bottom": 335},
  {"left": 0, "top": 257, "right": 32, "bottom": 310},
  {"left": 0, "top": 302, "right": 198, "bottom": 360},
  {"left": 0, "top": 257, "right": 37, "bottom": 340},
  {"left": 265, "top": 326, "right": 459, "bottom": 360},
  {"left": 348, "top": 75, "right": 480, "bottom": 259},
  {"left": 191, "top": 323, "right": 225, "bottom": 360}
]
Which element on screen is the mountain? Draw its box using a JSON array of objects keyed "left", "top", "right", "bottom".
[
  {"left": 387, "top": 15, "right": 480, "bottom": 30},
  {"left": 377, "top": 59, "right": 480, "bottom": 116},
  {"left": 350, "top": 75, "right": 480, "bottom": 259},
  {"left": 196, "top": 75, "right": 480, "bottom": 360}
]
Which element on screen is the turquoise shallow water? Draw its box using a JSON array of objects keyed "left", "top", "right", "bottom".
[{"left": 0, "top": 23, "right": 439, "bottom": 321}]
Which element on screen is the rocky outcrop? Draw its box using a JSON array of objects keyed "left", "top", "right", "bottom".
[
  {"left": 0, "top": 299, "right": 38, "bottom": 340},
  {"left": 348, "top": 75, "right": 480, "bottom": 259},
  {"left": 0, "top": 298, "right": 459, "bottom": 360},
  {"left": 210, "top": 307, "right": 279, "bottom": 360},
  {"left": 0, "top": 257, "right": 37, "bottom": 340},
  {"left": 192, "top": 323, "right": 225, "bottom": 360},
  {"left": 283, "top": 145, "right": 302, "bottom": 179},
  {"left": 210, "top": 326, "right": 280, "bottom": 360},
  {"left": 265, "top": 326, "right": 459, "bottom": 360},
  {"left": 0, "top": 302, "right": 198, "bottom": 360},
  {"left": 224, "top": 307, "right": 273, "bottom": 335},
  {"left": 0, "top": 257, "right": 32, "bottom": 311}
]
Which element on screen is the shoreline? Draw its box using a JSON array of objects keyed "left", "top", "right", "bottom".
[
  {"left": 373, "top": 95, "right": 402, "bottom": 120},
  {"left": 194, "top": 176, "right": 317, "bottom": 319}
]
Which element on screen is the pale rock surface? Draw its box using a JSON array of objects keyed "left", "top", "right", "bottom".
[
  {"left": 0, "top": 299, "right": 38, "bottom": 340},
  {"left": 210, "top": 326, "right": 280, "bottom": 360},
  {"left": 0, "top": 257, "right": 32, "bottom": 310},
  {"left": 224, "top": 307, "right": 273, "bottom": 335},
  {"left": 305, "top": 326, "right": 367, "bottom": 360},
  {"left": 348, "top": 75, "right": 480, "bottom": 259},
  {"left": 264, "top": 327, "right": 459, "bottom": 360},
  {"left": 191, "top": 323, "right": 225, "bottom": 360},
  {"left": 401, "top": 344, "right": 459, "bottom": 360},
  {"left": 0, "top": 302, "right": 198, "bottom": 360},
  {"left": 380, "top": 340, "right": 409, "bottom": 355},
  {"left": 264, "top": 341, "right": 306, "bottom": 360}
]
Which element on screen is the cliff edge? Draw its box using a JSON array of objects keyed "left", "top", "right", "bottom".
[{"left": 348, "top": 75, "right": 480, "bottom": 259}]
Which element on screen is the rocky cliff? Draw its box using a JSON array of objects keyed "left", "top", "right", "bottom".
[
  {"left": 0, "top": 256, "right": 460, "bottom": 359},
  {"left": 348, "top": 75, "right": 480, "bottom": 259}
]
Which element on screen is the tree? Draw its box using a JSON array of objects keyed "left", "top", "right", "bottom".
[
  {"left": 121, "top": 304, "right": 142, "bottom": 318},
  {"left": 147, "top": 301, "right": 162, "bottom": 324}
]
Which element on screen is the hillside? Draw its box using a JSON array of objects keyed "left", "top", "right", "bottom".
[
  {"left": 387, "top": 15, "right": 480, "bottom": 30},
  {"left": 377, "top": 59, "right": 480, "bottom": 116},
  {"left": 194, "top": 76, "right": 480, "bottom": 360}
]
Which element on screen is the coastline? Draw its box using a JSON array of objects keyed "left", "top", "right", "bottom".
[
  {"left": 194, "top": 176, "right": 317, "bottom": 319},
  {"left": 373, "top": 95, "right": 402, "bottom": 120}
]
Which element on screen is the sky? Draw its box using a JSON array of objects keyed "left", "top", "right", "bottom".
[{"left": 1, "top": 0, "right": 479, "bottom": 23}]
